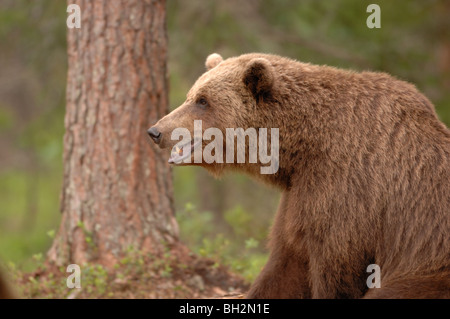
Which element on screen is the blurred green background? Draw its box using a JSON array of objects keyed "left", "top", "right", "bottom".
[{"left": 0, "top": 0, "right": 449, "bottom": 280}]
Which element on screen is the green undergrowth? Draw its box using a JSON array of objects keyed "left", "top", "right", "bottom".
[
  {"left": 177, "top": 202, "right": 268, "bottom": 283},
  {"left": 6, "top": 244, "right": 245, "bottom": 299}
]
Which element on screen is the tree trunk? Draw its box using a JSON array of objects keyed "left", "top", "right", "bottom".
[{"left": 48, "top": 0, "right": 179, "bottom": 267}]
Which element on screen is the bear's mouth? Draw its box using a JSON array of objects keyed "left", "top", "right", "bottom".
[{"left": 168, "top": 138, "right": 202, "bottom": 164}]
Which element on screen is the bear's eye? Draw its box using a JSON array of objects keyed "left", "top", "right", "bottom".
[{"left": 197, "top": 97, "right": 209, "bottom": 109}]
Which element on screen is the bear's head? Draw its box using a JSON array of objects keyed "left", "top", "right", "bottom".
[{"left": 148, "top": 53, "right": 280, "bottom": 179}]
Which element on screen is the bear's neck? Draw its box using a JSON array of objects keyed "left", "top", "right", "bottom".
[{"left": 247, "top": 66, "right": 369, "bottom": 190}]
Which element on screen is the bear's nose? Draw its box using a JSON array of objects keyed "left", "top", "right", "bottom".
[{"left": 147, "top": 127, "right": 162, "bottom": 144}]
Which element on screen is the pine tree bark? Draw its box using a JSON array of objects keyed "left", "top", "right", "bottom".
[{"left": 48, "top": 0, "right": 179, "bottom": 267}]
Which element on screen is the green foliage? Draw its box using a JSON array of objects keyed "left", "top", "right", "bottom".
[
  {"left": 177, "top": 203, "right": 267, "bottom": 282},
  {"left": 0, "top": 169, "right": 61, "bottom": 270},
  {"left": 224, "top": 205, "right": 252, "bottom": 237},
  {"left": 0, "top": 0, "right": 66, "bottom": 268},
  {"left": 82, "top": 264, "right": 109, "bottom": 296}
]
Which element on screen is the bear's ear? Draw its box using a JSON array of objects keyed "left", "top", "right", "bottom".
[
  {"left": 242, "top": 58, "right": 274, "bottom": 99},
  {"left": 205, "top": 53, "right": 223, "bottom": 71}
]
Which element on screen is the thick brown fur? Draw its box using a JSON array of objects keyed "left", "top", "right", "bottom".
[{"left": 150, "top": 53, "right": 450, "bottom": 298}]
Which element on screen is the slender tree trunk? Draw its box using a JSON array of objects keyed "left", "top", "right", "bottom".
[{"left": 48, "top": 0, "right": 179, "bottom": 267}]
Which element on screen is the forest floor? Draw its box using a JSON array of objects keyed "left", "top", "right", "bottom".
[{"left": 12, "top": 248, "right": 248, "bottom": 299}]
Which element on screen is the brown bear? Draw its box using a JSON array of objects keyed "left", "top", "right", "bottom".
[{"left": 148, "top": 53, "right": 450, "bottom": 298}]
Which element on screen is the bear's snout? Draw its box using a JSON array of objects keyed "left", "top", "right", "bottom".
[{"left": 147, "top": 126, "right": 162, "bottom": 144}]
